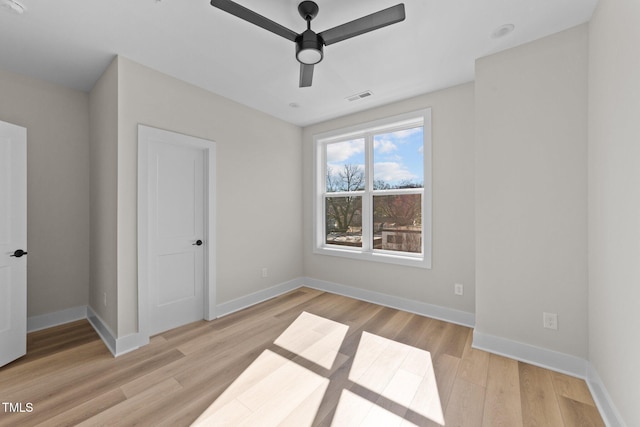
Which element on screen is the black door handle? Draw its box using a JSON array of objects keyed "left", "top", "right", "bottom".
[
  {"left": 10, "top": 249, "right": 28, "bottom": 258},
  {"left": 192, "top": 240, "right": 203, "bottom": 246}
]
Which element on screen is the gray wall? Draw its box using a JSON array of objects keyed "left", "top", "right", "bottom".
[
  {"left": 113, "top": 57, "right": 304, "bottom": 336},
  {"left": 303, "top": 83, "right": 476, "bottom": 314},
  {"left": 475, "top": 25, "right": 589, "bottom": 358},
  {"left": 588, "top": 0, "right": 640, "bottom": 425},
  {"left": 88, "top": 58, "right": 119, "bottom": 333},
  {"left": 0, "top": 68, "right": 90, "bottom": 318}
]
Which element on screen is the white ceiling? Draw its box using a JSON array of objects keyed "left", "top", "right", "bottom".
[{"left": 0, "top": 0, "right": 597, "bottom": 127}]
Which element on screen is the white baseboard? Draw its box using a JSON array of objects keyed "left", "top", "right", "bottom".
[
  {"left": 216, "top": 278, "right": 305, "bottom": 318},
  {"left": 86, "top": 306, "right": 145, "bottom": 357},
  {"left": 86, "top": 306, "right": 116, "bottom": 355},
  {"left": 472, "top": 330, "right": 588, "bottom": 378},
  {"left": 586, "top": 363, "right": 627, "bottom": 427},
  {"left": 27, "top": 306, "right": 88, "bottom": 332},
  {"left": 302, "top": 277, "right": 476, "bottom": 328},
  {"left": 215, "top": 276, "right": 475, "bottom": 328}
]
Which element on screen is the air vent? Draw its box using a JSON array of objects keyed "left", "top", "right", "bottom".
[{"left": 346, "top": 91, "right": 373, "bottom": 102}]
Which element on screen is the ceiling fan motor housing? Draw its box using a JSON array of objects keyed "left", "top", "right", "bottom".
[{"left": 296, "top": 29, "right": 324, "bottom": 65}]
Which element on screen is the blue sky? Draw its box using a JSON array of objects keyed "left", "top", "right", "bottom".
[{"left": 326, "top": 126, "right": 424, "bottom": 188}]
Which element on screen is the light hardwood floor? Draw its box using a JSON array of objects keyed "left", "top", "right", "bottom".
[{"left": 0, "top": 288, "right": 604, "bottom": 426}]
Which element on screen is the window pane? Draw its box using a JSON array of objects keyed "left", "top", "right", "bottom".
[
  {"left": 373, "top": 194, "right": 422, "bottom": 253},
  {"left": 373, "top": 127, "right": 423, "bottom": 189},
  {"left": 325, "top": 196, "right": 362, "bottom": 247},
  {"left": 326, "top": 139, "right": 365, "bottom": 192}
]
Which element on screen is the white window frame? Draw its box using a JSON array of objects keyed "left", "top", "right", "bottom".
[{"left": 313, "top": 109, "right": 432, "bottom": 269}]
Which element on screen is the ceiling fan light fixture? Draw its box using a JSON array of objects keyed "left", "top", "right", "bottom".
[
  {"left": 297, "top": 47, "right": 322, "bottom": 65},
  {"left": 296, "top": 29, "right": 324, "bottom": 65}
]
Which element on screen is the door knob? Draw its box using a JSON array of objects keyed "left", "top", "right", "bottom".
[
  {"left": 10, "top": 249, "right": 28, "bottom": 258},
  {"left": 192, "top": 240, "right": 203, "bottom": 246}
]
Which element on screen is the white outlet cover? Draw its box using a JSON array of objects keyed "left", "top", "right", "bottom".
[{"left": 543, "top": 312, "right": 558, "bottom": 330}]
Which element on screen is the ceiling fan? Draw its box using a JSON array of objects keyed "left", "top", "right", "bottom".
[{"left": 209, "top": 0, "right": 406, "bottom": 87}]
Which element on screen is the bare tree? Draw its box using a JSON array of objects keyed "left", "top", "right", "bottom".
[
  {"left": 374, "top": 194, "right": 421, "bottom": 227},
  {"left": 326, "top": 164, "right": 364, "bottom": 232},
  {"left": 326, "top": 164, "right": 364, "bottom": 192}
]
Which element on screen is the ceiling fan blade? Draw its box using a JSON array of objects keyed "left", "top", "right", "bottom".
[
  {"left": 299, "top": 63, "right": 314, "bottom": 87},
  {"left": 210, "top": 0, "right": 298, "bottom": 42},
  {"left": 319, "top": 3, "right": 406, "bottom": 46}
]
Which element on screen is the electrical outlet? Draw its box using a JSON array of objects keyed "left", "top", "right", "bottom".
[
  {"left": 261, "top": 267, "right": 268, "bottom": 278},
  {"left": 103, "top": 292, "right": 107, "bottom": 307},
  {"left": 543, "top": 312, "right": 558, "bottom": 330},
  {"left": 454, "top": 283, "right": 464, "bottom": 296}
]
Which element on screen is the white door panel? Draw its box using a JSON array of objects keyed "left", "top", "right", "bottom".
[
  {"left": 157, "top": 252, "right": 196, "bottom": 306},
  {"left": 0, "top": 120, "right": 27, "bottom": 368},
  {"left": 148, "top": 134, "right": 205, "bottom": 336}
]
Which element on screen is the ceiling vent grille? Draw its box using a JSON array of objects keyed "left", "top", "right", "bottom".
[{"left": 346, "top": 91, "right": 373, "bottom": 102}]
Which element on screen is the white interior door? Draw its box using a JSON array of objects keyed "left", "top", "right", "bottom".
[
  {"left": 0, "top": 120, "right": 27, "bottom": 368},
  {"left": 147, "top": 130, "right": 207, "bottom": 336}
]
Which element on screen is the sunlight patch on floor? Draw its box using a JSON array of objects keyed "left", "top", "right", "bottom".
[
  {"left": 192, "top": 312, "right": 444, "bottom": 426},
  {"left": 274, "top": 311, "right": 349, "bottom": 370},
  {"left": 333, "top": 389, "right": 418, "bottom": 427},
  {"left": 349, "top": 331, "right": 445, "bottom": 426},
  {"left": 191, "top": 349, "right": 329, "bottom": 426}
]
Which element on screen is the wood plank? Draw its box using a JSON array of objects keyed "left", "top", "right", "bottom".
[
  {"left": 482, "top": 354, "right": 523, "bottom": 427},
  {"left": 458, "top": 329, "right": 490, "bottom": 387},
  {"left": 0, "top": 340, "right": 110, "bottom": 388},
  {"left": 550, "top": 370, "right": 597, "bottom": 406},
  {"left": 444, "top": 378, "right": 486, "bottom": 427},
  {"left": 394, "top": 314, "right": 432, "bottom": 347},
  {"left": 76, "top": 378, "right": 184, "bottom": 426},
  {"left": 557, "top": 396, "right": 606, "bottom": 427},
  {"left": 33, "top": 388, "right": 127, "bottom": 427},
  {"left": 432, "top": 352, "right": 461, "bottom": 409},
  {"left": 437, "top": 322, "right": 470, "bottom": 359},
  {"left": 519, "top": 362, "right": 565, "bottom": 427}
]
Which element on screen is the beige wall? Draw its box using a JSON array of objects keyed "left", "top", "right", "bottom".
[
  {"left": 588, "top": 0, "right": 640, "bottom": 425},
  {"left": 475, "top": 25, "right": 588, "bottom": 357},
  {"left": 303, "top": 83, "right": 476, "bottom": 314},
  {"left": 88, "top": 58, "right": 119, "bottom": 333},
  {"left": 115, "top": 57, "right": 303, "bottom": 336},
  {"left": 0, "top": 67, "right": 90, "bottom": 317}
]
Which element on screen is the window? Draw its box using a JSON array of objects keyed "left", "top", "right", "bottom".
[{"left": 314, "top": 109, "right": 432, "bottom": 268}]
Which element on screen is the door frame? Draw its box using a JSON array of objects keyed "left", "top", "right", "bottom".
[{"left": 137, "top": 124, "right": 216, "bottom": 344}]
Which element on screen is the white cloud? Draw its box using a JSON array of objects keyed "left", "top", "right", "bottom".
[
  {"left": 326, "top": 139, "right": 364, "bottom": 163},
  {"left": 373, "top": 138, "right": 397, "bottom": 154},
  {"left": 374, "top": 162, "right": 418, "bottom": 183},
  {"left": 386, "top": 127, "right": 422, "bottom": 140}
]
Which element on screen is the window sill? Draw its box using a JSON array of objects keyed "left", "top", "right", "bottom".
[{"left": 313, "top": 245, "right": 431, "bottom": 269}]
